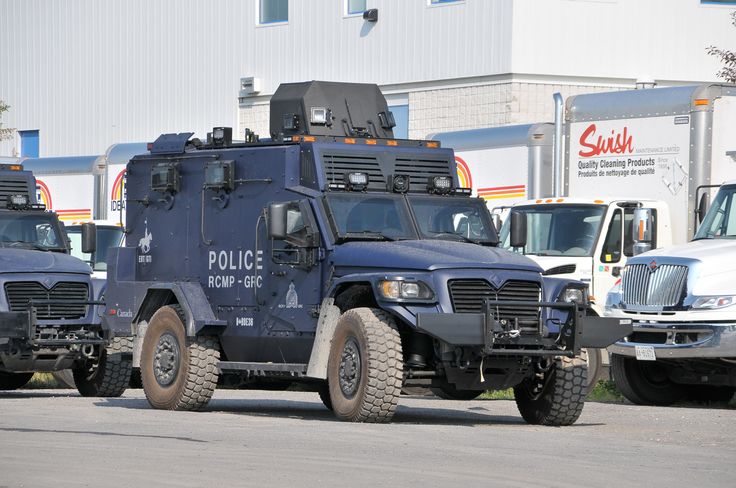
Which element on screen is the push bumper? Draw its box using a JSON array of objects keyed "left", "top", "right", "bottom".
[
  {"left": 416, "top": 300, "right": 632, "bottom": 357},
  {"left": 608, "top": 320, "right": 736, "bottom": 359}
]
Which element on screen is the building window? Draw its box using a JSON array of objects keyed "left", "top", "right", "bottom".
[
  {"left": 429, "top": 0, "right": 464, "bottom": 5},
  {"left": 389, "top": 105, "right": 408, "bottom": 139},
  {"left": 19, "top": 130, "right": 39, "bottom": 158},
  {"left": 701, "top": 1, "right": 736, "bottom": 4},
  {"left": 346, "top": 0, "right": 366, "bottom": 15},
  {"left": 259, "top": 0, "right": 288, "bottom": 24}
]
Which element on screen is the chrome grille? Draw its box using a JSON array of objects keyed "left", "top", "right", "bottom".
[
  {"left": 4, "top": 281, "right": 89, "bottom": 319},
  {"left": 622, "top": 264, "right": 688, "bottom": 307},
  {"left": 448, "top": 279, "right": 541, "bottom": 331}
]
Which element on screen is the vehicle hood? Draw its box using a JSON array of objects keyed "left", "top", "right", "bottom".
[
  {"left": 0, "top": 249, "right": 91, "bottom": 275},
  {"left": 629, "top": 239, "right": 736, "bottom": 295},
  {"left": 330, "top": 240, "right": 543, "bottom": 273},
  {"left": 525, "top": 255, "right": 591, "bottom": 275}
]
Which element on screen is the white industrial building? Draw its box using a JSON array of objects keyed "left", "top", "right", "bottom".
[{"left": 0, "top": 0, "right": 734, "bottom": 157}]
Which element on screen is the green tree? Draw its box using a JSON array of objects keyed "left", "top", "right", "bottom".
[
  {"left": 707, "top": 11, "right": 736, "bottom": 83},
  {"left": 0, "top": 100, "right": 14, "bottom": 141}
]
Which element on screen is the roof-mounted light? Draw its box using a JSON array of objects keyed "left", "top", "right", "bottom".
[
  {"left": 428, "top": 176, "right": 452, "bottom": 195},
  {"left": 310, "top": 107, "right": 331, "bottom": 126},
  {"left": 8, "top": 194, "right": 28, "bottom": 207},
  {"left": 345, "top": 172, "right": 369, "bottom": 191},
  {"left": 453, "top": 187, "right": 472, "bottom": 196},
  {"left": 211, "top": 127, "right": 233, "bottom": 147},
  {"left": 328, "top": 182, "right": 347, "bottom": 191}
]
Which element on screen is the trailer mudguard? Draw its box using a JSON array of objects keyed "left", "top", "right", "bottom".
[{"left": 134, "top": 282, "right": 227, "bottom": 337}]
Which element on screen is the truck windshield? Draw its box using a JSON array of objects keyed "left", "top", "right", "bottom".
[
  {"left": 324, "top": 193, "right": 498, "bottom": 244},
  {"left": 0, "top": 212, "right": 65, "bottom": 251},
  {"left": 325, "top": 194, "right": 418, "bottom": 241},
  {"left": 694, "top": 185, "right": 736, "bottom": 240},
  {"left": 500, "top": 204, "right": 606, "bottom": 256},
  {"left": 67, "top": 225, "right": 124, "bottom": 271},
  {"left": 408, "top": 196, "right": 498, "bottom": 244}
]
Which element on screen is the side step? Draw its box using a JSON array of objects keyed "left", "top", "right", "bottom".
[{"left": 218, "top": 361, "right": 308, "bottom": 378}]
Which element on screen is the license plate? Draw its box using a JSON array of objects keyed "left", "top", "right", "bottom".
[{"left": 635, "top": 345, "right": 656, "bottom": 361}]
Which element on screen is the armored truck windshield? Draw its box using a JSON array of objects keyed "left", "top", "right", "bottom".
[
  {"left": 0, "top": 212, "right": 66, "bottom": 251},
  {"left": 325, "top": 193, "right": 496, "bottom": 244}
]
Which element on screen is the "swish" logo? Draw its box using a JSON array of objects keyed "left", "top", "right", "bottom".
[{"left": 578, "top": 124, "right": 634, "bottom": 158}]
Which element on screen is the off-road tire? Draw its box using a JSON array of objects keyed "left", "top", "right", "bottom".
[
  {"left": 74, "top": 337, "right": 133, "bottom": 397},
  {"left": 327, "top": 308, "right": 403, "bottom": 423},
  {"left": 431, "top": 384, "right": 483, "bottom": 401},
  {"left": 0, "top": 371, "right": 34, "bottom": 390},
  {"left": 514, "top": 351, "right": 587, "bottom": 426},
  {"left": 610, "top": 353, "right": 685, "bottom": 406},
  {"left": 141, "top": 305, "right": 220, "bottom": 411}
]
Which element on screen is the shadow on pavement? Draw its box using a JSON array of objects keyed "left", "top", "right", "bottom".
[{"left": 93, "top": 395, "right": 603, "bottom": 427}]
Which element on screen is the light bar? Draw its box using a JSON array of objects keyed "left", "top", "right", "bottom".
[{"left": 453, "top": 187, "right": 472, "bottom": 196}]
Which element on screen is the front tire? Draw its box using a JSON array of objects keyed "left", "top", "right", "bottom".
[
  {"left": 0, "top": 371, "right": 34, "bottom": 390},
  {"left": 610, "top": 354, "right": 685, "bottom": 406},
  {"left": 140, "top": 305, "right": 220, "bottom": 411},
  {"left": 327, "top": 308, "right": 403, "bottom": 423},
  {"left": 514, "top": 352, "right": 587, "bottom": 426},
  {"left": 74, "top": 337, "right": 133, "bottom": 397}
]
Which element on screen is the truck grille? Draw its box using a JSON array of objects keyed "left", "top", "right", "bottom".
[
  {"left": 394, "top": 157, "right": 453, "bottom": 191},
  {"left": 323, "top": 154, "right": 386, "bottom": 191},
  {"left": 448, "top": 279, "right": 541, "bottom": 331},
  {"left": 622, "top": 264, "right": 688, "bottom": 307},
  {"left": 0, "top": 177, "right": 29, "bottom": 209},
  {"left": 4, "top": 282, "right": 89, "bottom": 319}
]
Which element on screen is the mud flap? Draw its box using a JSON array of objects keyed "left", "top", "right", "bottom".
[{"left": 306, "top": 298, "right": 342, "bottom": 379}]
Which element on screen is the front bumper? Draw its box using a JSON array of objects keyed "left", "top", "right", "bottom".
[
  {"left": 608, "top": 320, "right": 736, "bottom": 359},
  {"left": 416, "top": 300, "right": 632, "bottom": 357}
]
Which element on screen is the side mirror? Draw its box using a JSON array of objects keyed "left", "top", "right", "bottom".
[
  {"left": 81, "top": 222, "right": 97, "bottom": 254},
  {"left": 697, "top": 192, "right": 709, "bottom": 224},
  {"left": 509, "top": 211, "right": 527, "bottom": 249},
  {"left": 631, "top": 207, "right": 653, "bottom": 255},
  {"left": 268, "top": 202, "right": 288, "bottom": 240},
  {"left": 491, "top": 214, "right": 502, "bottom": 234}
]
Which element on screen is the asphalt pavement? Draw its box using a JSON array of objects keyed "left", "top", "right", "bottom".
[{"left": 1, "top": 389, "right": 734, "bottom": 488}]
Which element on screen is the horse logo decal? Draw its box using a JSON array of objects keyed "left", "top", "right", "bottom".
[{"left": 139, "top": 218, "right": 153, "bottom": 254}]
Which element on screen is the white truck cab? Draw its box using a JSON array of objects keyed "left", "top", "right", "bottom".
[{"left": 499, "top": 197, "right": 672, "bottom": 316}]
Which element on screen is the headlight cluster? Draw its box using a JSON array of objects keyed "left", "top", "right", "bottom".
[
  {"left": 561, "top": 287, "right": 585, "bottom": 304},
  {"left": 691, "top": 296, "right": 734, "bottom": 310},
  {"left": 377, "top": 280, "right": 434, "bottom": 301}
]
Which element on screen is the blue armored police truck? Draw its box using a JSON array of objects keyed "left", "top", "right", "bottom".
[
  {"left": 103, "top": 81, "right": 630, "bottom": 424},
  {"left": 0, "top": 164, "right": 131, "bottom": 395}
]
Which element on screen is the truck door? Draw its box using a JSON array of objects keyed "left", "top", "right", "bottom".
[
  {"left": 259, "top": 199, "right": 322, "bottom": 363},
  {"left": 595, "top": 206, "right": 657, "bottom": 309}
]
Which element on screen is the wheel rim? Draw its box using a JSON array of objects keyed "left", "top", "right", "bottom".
[
  {"left": 338, "top": 337, "right": 361, "bottom": 398},
  {"left": 153, "top": 332, "right": 180, "bottom": 387}
]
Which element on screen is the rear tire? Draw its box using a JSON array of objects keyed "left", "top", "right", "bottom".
[
  {"left": 74, "top": 337, "right": 133, "bottom": 397},
  {"left": 431, "top": 384, "right": 483, "bottom": 401},
  {"left": 514, "top": 352, "right": 587, "bottom": 426},
  {"left": 327, "top": 308, "right": 403, "bottom": 423},
  {"left": 140, "top": 305, "right": 220, "bottom": 411},
  {"left": 0, "top": 371, "right": 34, "bottom": 390},
  {"left": 610, "top": 354, "right": 685, "bottom": 406}
]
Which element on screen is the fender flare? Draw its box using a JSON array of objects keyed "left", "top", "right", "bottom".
[{"left": 133, "top": 282, "right": 227, "bottom": 337}]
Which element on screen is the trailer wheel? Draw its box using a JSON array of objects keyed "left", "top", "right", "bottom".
[
  {"left": 610, "top": 353, "right": 684, "bottom": 406},
  {"left": 430, "top": 384, "right": 483, "bottom": 401},
  {"left": 74, "top": 337, "right": 133, "bottom": 397},
  {"left": 327, "top": 308, "right": 403, "bottom": 423},
  {"left": 514, "top": 351, "right": 587, "bottom": 426},
  {"left": 140, "top": 305, "right": 220, "bottom": 411},
  {"left": 0, "top": 372, "right": 34, "bottom": 390}
]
